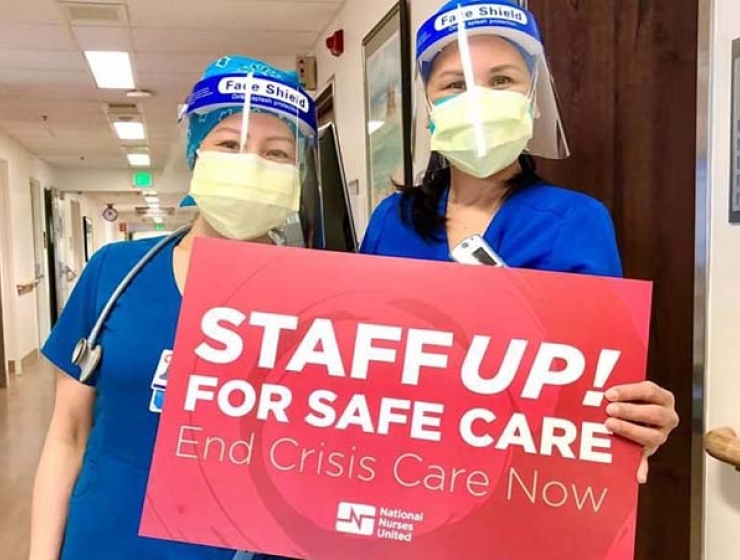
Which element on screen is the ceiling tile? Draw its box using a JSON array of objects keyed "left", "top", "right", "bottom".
[
  {"left": 0, "top": 24, "right": 77, "bottom": 50},
  {"left": 72, "top": 25, "right": 133, "bottom": 51},
  {"left": 127, "top": 0, "right": 340, "bottom": 32},
  {"left": 134, "top": 53, "right": 214, "bottom": 74},
  {"left": 134, "top": 53, "right": 297, "bottom": 78},
  {"left": 0, "top": 83, "right": 93, "bottom": 102},
  {"left": 0, "top": 49, "right": 86, "bottom": 71},
  {"left": 132, "top": 28, "right": 316, "bottom": 56},
  {"left": 0, "top": 104, "right": 106, "bottom": 128},
  {"left": 137, "top": 71, "right": 194, "bottom": 92},
  {"left": 44, "top": 154, "right": 131, "bottom": 168},
  {"left": 0, "top": 68, "right": 93, "bottom": 88},
  {"left": 0, "top": 0, "right": 66, "bottom": 24}
]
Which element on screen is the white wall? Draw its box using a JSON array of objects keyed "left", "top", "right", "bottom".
[
  {"left": 54, "top": 168, "right": 179, "bottom": 194},
  {"left": 0, "top": 133, "right": 117, "bottom": 363},
  {"left": 62, "top": 192, "right": 113, "bottom": 253},
  {"left": 703, "top": 0, "right": 740, "bottom": 558},
  {"left": 0, "top": 159, "right": 13, "bottom": 367},
  {"left": 311, "top": 0, "right": 440, "bottom": 237},
  {"left": 54, "top": 167, "right": 193, "bottom": 243},
  {"left": 0, "top": 129, "right": 56, "bottom": 364},
  {"left": 58, "top": 192, "right": 112, "bottom": 307}
]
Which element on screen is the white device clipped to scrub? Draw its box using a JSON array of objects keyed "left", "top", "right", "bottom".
[{"left": 450, "top": 234, "right": 506, "bottom": 267}]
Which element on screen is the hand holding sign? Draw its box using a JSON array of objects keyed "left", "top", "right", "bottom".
[{"left": 604, "top": 381, "right": 679, "bottom": 483}]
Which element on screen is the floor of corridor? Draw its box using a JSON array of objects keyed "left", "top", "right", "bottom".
[{"left": 0, "top": 359, "right": 55, "bottom": 560}]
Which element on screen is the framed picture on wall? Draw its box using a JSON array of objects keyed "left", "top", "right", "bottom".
[
  {"left": 362, "top": 1, "right": 413, "bottom": 216},
  {"left": 731, "top": 37, "right": 740, "bottom": 224}
]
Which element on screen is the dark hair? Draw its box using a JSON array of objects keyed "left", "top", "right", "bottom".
[{"left": 399, "top": 153, "right": 541, "bottom": 240}]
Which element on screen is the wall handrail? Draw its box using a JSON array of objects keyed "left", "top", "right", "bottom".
[
  {"left": 705, "top": 427, "right": 740, "bottom": 470},
  {"left": 16, "top": 279, "right": 39, "bottom": 296}
]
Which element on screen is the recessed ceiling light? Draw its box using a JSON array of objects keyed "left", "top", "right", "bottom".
[
  {"left": 84, "top": 51, "right": 135, "bottom": 89},
  {"left": 113, "top": 122, "right": 145, "bottom": 140},
  {"left": 127, "top": 153, "right": 151, "bottom": 167}
]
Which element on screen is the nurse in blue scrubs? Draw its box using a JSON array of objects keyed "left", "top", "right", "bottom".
[
  {"left": 362, "top": 0, "right": 679, "bottom": 479},
  {"left": 29, "top": 56, "right": 309, "bottom": 560}
]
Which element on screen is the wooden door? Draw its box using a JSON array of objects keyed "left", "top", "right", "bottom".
[{"left": 526, "top": 2, "right": 698, "bottom": 558}]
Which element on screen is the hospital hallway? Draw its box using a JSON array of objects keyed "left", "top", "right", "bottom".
[
  {"left": 0, "top": 360, "right": 54, "bottom": 560},
  {"left": 0, "top": 0, "right": 739, "bottom": 559}
]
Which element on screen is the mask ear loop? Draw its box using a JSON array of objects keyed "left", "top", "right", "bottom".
[
  {"left": 455, "top": 5, "right": 487, "bottom": 158},
  {"left": 239, "top": 72, "right": 254, "bottom": 154}
]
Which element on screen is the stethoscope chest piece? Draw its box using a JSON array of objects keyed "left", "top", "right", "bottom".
[
  {"left": 73, "top": 338, "right": 103, "bottom": 384},
  {"left": 72, "top": 339, "right": 87, "bottom": 365}
]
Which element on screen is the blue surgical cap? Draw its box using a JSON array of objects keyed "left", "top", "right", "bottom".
[
  {"left": 185, "top": 55, "right": 302, "bottom": 171},
  {"left": 417, "top": 0, "right": 541, "bottom": 81}
]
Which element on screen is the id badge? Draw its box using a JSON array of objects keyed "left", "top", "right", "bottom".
[
  {"left": 151, "top": 350, "right": 173, "bottom": 390},
  {"left": 149, "top": 389, "right": 166, "bottom": 414}
]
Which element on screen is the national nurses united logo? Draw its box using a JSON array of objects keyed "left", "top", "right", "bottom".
[
  {"left": 335, "top": 502, "right": 424, "bottom": 542},
  {"left": 335, "top": 502, "right": 376, "bottom": 536}
]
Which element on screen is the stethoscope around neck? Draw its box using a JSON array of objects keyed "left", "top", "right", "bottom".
[{"left": 71, "top": 225, "right": 192, "bottom": 384}]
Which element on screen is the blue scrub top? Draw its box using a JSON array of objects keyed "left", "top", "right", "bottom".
[
  {"left": 42, "top": 237, "right": 289, "bottom": 560},
  {"left": 360, "top": 182, "right": 623, "bottom": 277}
]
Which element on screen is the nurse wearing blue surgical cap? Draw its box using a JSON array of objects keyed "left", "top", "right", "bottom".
[
  {"left": 361, "top": 0, "right": 679, "bottom": 481},
  {"left": 29, "top": 55, "right": 311, "bottom": 560}
]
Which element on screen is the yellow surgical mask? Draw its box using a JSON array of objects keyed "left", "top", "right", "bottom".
[
  {"left": 430, "top": 87, "right": 534, "bottom": 179},
  {"left": 189, "top": 151, "right": 301, "bottom": 241}
]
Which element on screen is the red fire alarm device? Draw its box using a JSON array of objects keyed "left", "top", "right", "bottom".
[{"left": 326, "top": 30, "right": 344, "bottom": 57}]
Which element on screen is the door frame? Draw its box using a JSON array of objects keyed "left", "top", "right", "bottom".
[
  {"left": 44, "top": 188, "right": 59, "bottom": 326},
  {"left": 691, "top": 0, "right": 712, "bottom": 557},
  {"left": 29, "top": 178, "right": 51, "bottom": 346},
  {"left": 69, "top": 198, "right": 84, "bottom": 287},
  {"left": 316, "top": 78, "right": 336, "bottom": 127},
  {"left": 0, "top": 159, "right": 11, "bottom": 386}
]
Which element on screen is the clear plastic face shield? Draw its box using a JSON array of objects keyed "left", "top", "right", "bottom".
[
  {"left": 165, "top": 71, "right": 322, "bottom": 247},
  {"left": 413, "top": 0, "right": 569, "bottom": 180}
]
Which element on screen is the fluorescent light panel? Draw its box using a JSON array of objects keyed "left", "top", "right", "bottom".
[
  {"left": 114, "top": 122, "right": 145, "bottom": 140},
  {"left": 85, "top": 51, "right": 135, "bottom": 89},
  {"left": 127, "top": 153, "right": 150, "bottom": 167}
]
